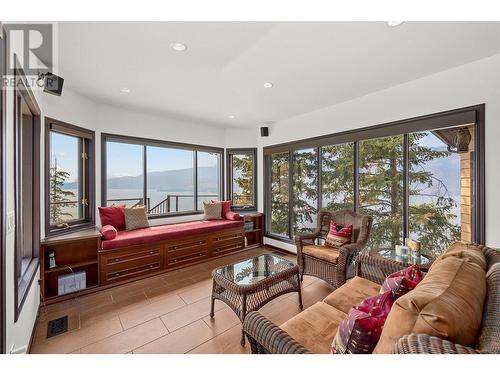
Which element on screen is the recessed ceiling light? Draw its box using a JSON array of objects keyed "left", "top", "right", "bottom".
[
  {"left": 228, "top": 115, "right": 235, "bottom": 119},
  {"left": 170, "top": 42, "right": 187, "bottom": 51},
  {"left": 263, "top": 82, "right": 274, "bottom": 89},
  {"left": 120, "top": 87, "right": 130, "bottom": 93},
  {"left": 387, "top": 21, "right": 404, "bottom": 27}
]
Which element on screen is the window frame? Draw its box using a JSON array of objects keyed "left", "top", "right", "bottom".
[
  {"left": 226, "top": 148, "right": 258, "bottom": 212},
  {"left": 0, "top": 25, "right": 6, "bottom": 353},
  {"left": 44, "top": 117, "right": 96, "bottom": 238},
  {"left": 13, "top": 56, "right": 41, "bottom": 321},
  {"left": 264, "top": 105, "right": 485, "bottom": 247},
  {"left": 101, "top": 133, "right": 224, "bottom": 218}
]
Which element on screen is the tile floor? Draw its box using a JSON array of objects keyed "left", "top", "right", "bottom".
[{"left": 30, "top": 247, "right": 334, "bottom": 354}]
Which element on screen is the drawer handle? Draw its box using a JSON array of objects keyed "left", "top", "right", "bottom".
[
  {"left": 150, "top": 251, "right": 155, "bottom": 255},
  {"left": 149, "top": 265, "right": 154, "bottom": 268},
  {"left": 114, "top": 258, "right": 120, "bottom": 262},
  {"left": 115, "top": 273, "right": 120, "bottom": 276}
]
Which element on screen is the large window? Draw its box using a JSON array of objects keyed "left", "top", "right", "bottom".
[
  {"left": 14, "top": 60, "right": 40, "bottom": 320},
  {"left": 102, "top": 134, "right": 223, "bottom": 217},
  {"left": 264, "top": 106, "right": 484, "bottom": 257},
  {"left": 45, "top": 118, "right": 95, "bottom": 236},
  {"left": 226, "top": 148, "right": 257, "bottom": 211}
]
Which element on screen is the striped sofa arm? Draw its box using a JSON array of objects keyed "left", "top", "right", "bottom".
[
  {"left": 243, "top": 312, "right": 311, "bottom": 354},
  {"left": 393, "top": 334, "right": 480, "bottom": 354}
]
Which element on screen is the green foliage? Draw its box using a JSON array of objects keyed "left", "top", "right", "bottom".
[
  {"left": 49, "top": 160, "right": 76, "bottom": 225},
  {"left": 232, "top": 154, "right": 254, "bottom": 206}
]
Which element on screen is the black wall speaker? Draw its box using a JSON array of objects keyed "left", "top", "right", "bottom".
[
  {"left": 39, "top": 72, "right": 64, "bottom": 96},
  {"left": 260, "top": 126, "right": 269, "bottom": 137}
]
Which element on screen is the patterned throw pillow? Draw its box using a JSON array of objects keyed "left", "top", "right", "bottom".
[
  {"left": 124, "top": 206, "right": 150, "bottom": 231},
  {"left": 331, "top": 291, "right": 394, "bottom": 354},
  {"left": 203, "top": 201, "right": 222, "bottom": 220},
  {"left": 380, "top": 264, "right": 423, "bottom": 299},
  {"left": 211, "top": 200, "right": 231, "bottom": 217},
  {"left": 325, "top": 221, "right": 353, "bottom": 248}
]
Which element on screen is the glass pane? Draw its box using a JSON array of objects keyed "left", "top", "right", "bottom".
[
  {"left": 49, "top": 132, "right": 82, "bottom": 226},
  {"left": 147, "top": 146, "right": 194, "bottom": 215},
  {"left": 197, "top": 151, "right": 221, "bottom": 208},
  {"left": 106, "top": 141, "right": 144, "bottom": 208},
  {"left": 231, "top": 153, "right": 254, "bottom": 207},
  {"left": 359, "top": 135, "right": 404, "bottom": 249},
  {"left": 214, "top": 254, "right": 295, "bottom": 286},
  {"left": 409, "top": 127, "right": 472, "bottom": 257},
  {"left": 321, "top": 143, "right": 355, "bottom": 211},
  {"left": 292, "top": 148, "right": 318, "bottom": 235},
  {"left": 270, "top": 152, "right": 289, "bottom": 236}
]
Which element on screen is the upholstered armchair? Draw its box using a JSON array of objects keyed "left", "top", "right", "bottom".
[{"left": 295, "top": 209, "right": 372, "bottom": 289}]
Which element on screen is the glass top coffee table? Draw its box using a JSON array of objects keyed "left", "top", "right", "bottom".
[
  {"left": 210, "top": 253, "right": 302, "bottom": 346},
  {"left": 370, "top": 248, "right": 435, "bottom": 272}
]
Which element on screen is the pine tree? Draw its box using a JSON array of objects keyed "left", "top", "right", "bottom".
[
  {"left": 232, "top": 154, "right": 254, "bottom": 206},
  {"left": 49, "top": 158, "right": 77, "bottom": 225}
]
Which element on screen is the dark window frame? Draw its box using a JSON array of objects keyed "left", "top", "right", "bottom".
[
  {"left": 0, "top": 25, "right": 6, "bottom": 354},
  {"left": 13, "top": 55, "right": 41, "bottom": 321},
  {"left": 101, "top": 133, "right": 224, "bottom": 219},
  {"left": 226, "top": 148, "right": 258, "bottom": 212},
  {"left": 264, "top": 105, "right": 485, "bottom": 247},
  {"left": 44, "top": 117, "right": 95, "bottom": 238}
]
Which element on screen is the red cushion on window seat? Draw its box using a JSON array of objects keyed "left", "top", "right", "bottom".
[
  {"left": 98, "top": 205, "right": 126, "bottom": 231},
  {"left": 100, "top": 225, "right": 117, "bottom": 240},
  {"left": 100, "top": 219, "right": 243, "bottom": 250},
  {"left": 225, "top": 211, "right": 241, "bottom": 221}
]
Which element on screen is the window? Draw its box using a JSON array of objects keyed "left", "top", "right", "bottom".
[
  {"left": 14, "top": 60, "right": 40, "bottom": 320},
  {"left": 226, "top": 148, "right": 257, "bottom": 211},
  {"left": 264, "top": 106, "right": 485, "bottom": 257},
  {"left": 102, "top": 134, "right": 223, "bottom": 217},
  {"left": 269, "top": 152, "right": 290, "bottom": 237},
  {"left": 45, "top": 118, "right": 95, "bottom": 236}
]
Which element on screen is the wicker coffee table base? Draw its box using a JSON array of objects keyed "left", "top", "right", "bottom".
[{"left": 210, "top": 265, "right": 302, "bottom": 346}]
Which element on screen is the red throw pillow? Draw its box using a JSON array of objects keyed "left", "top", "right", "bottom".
[
  {"left": 225, "top": 211, "right": 241, "bottom": 221},
  {"left": 331, "top": 291, "right": 394, "bottom": 354},
  {"left": 380, "top": 264, "right": 423, "bottom": 299},
  {"left": 211, "top": 200, "right": 231, "bottom": 217},
  {"left": 100, "top": 225, "right": 117, "bottom": 240},
  {"left": 325, "top": 221, "right": 353, "bottom": 248},
  {"left": 98, "top": 205, "right": 126, "bottom": 231}
]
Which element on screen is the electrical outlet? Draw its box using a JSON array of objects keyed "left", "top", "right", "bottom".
[{"left": 7, "top": 211, "right": 15, "bottom": 234}]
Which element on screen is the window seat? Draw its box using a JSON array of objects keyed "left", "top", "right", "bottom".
[{"left": 101, "top": 219, "right": 243, "bottom": 250}]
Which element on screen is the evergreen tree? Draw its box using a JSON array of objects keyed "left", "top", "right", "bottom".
[
  {"left": 49, "top": 158, "right": 77, "bottom": 225},
  {"left": 232, "top": 154, "right": 254, "bottom": 206}
]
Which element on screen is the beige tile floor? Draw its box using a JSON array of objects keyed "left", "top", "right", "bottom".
[{"left": 30, "top": 247, "right": 334, "bottom": 354}]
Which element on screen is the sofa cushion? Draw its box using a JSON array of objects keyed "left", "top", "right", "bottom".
[
  {"left": 280, "top": 302, "right": 346, "bottom": 354},
  {"left": 225, "top": 211, "right": 241, "bottom": 221},
  {"left": 441, "top": 241, "right": 487, "bottom": 270},
  {"left": 323, "top": 276, "right": 381, "bottom": 314},
  {"left": 101, "top": 219, "right": 243, "bottom": 250},
  {"left": 373, "top": 254, "right": 487, "bottom": 353},
  {"left": 302, "top": 245, "right": 339, "bottom": 264},
  {"left": 98, "top": 205, "right": 126, "bottom": 231},
  {"left": 332, "top": 290, "right": 394, "bottom": 354},
  {"left": 325, "top": 221, "right": 352, "bottom": 248},
  {"left": 100, "top": 225, "right": 117, "bottom": 240},
  {"left": 124, "top": 206, "right": 150, "bottom": 231},
  {"left": 203, "top": 201, "right": 222, "bottom": 220}
]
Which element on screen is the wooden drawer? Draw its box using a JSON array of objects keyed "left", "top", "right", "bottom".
[
  {"left": 105, "top": 261, "right": 161, "bottom": 283},
  {"left": 103, "top": 247, "right": 161, "bottom": 267},
  {"left": 212, "top": 241, "right": 245, "bottom": 257},
  {"left": 166, "top": 249, "right": 209, "bottom": 269},
  {"left": 212, "top": 230, "right": 244, "bottom": 245},
  {"left": 165, "top": 238, "right": 208, "bottom": 256}
]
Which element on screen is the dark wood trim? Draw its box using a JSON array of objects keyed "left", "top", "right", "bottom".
[
  {"left": 263, "top": 104, "right": 486, "bottom": 247},
  {"left": 13, "top": 54, "right": 41, "bottom": 322},
  {"left": 101, "top": 133, "right": 224, "bottom": 219},
  {"left": 226, "top": 148, "right": 258, "bottom": 211},
  {"left": 44, "top": 117, "right": 96, "bottom": 238},
  {"left": 0, "top": 25, "right": 6, "bottom": 354}
]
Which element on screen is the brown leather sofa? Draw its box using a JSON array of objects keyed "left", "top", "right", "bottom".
[{"left": 243, "top": 242, "right": 500, "bottom": 354}]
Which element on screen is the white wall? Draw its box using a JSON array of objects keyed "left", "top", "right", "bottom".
[{"left": 260, "top": 53, "right": 500, "bottom": 251}]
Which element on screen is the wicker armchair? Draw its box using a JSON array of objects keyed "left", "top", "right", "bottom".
[{"left": 295, "top": 209, "right": 372, "bottom": 288}]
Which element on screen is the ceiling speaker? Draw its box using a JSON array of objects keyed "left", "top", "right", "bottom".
[{"left": 260, "top": 127, "right": 269, "bottom": 137}]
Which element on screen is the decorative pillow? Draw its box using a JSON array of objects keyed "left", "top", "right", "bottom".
[
  {"left": 124, "top": 206, "right": 150, "bottom": 231},
  {"left": 100, "top": 225, "right": 117, "bottom": 240},
  {"left": 380, "top": 264, "right": 423, "bottom": 299},
  {"left": 331, "top": 291, "right": 394, "bottom": 354},
  {"left": 325, "top": 221, "right": 353, "bottom": 248},
  {"left": 203, "top": 201, "right": 222, "bottom": 220},
  {"left": 98, "top": 205, "right": 126, "bottom": 231},
  {"left": 211, "top": 200, "right": 231, "bottom": 217},
  {"left": 225, "top": 211, "right": 241, "bottom": 221}
]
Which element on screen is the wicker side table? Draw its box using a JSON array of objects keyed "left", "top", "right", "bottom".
[{"left": 210, "top": 254, "right": 302, "bottom": 346}]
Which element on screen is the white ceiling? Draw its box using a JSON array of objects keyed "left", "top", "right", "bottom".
[{"left": 57, "top": 22, "right": 500, "bottom": 128}]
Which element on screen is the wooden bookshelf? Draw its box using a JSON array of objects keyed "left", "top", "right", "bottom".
[
  {"left": 241, "top": 212, "right": 264, "bottom": 249},
  {"left": 40, "top": 228, "right": 101, "bottom": 302}
]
